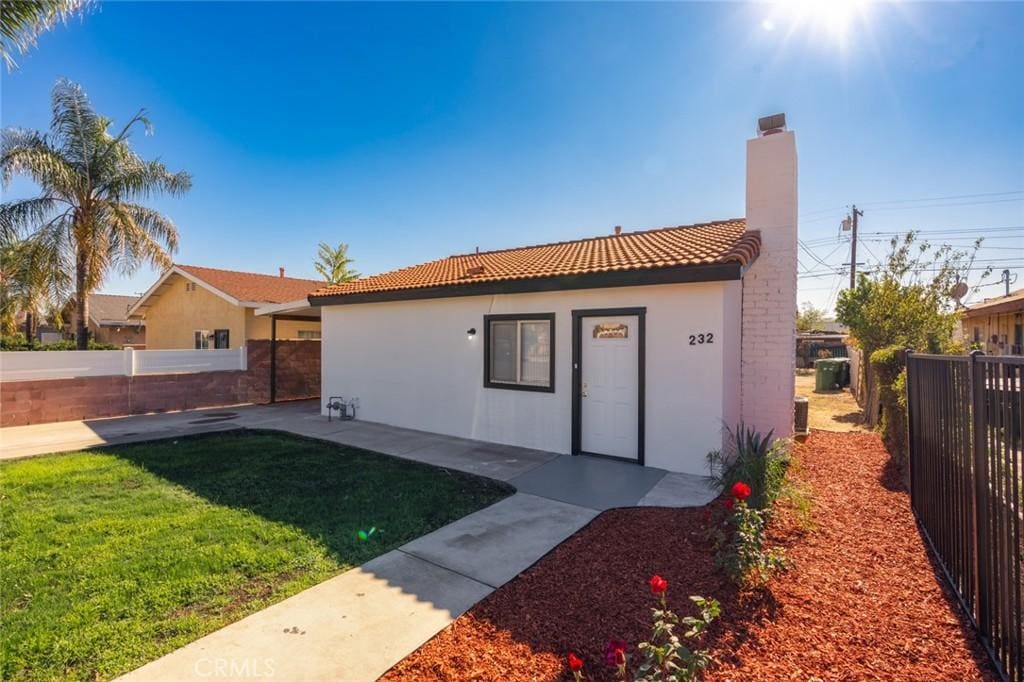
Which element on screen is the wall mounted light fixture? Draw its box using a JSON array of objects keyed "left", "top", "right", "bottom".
[{"left": 466, "top": 327, "right": 477, "bottom": 339}]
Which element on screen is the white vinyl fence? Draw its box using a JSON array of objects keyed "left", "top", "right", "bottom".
[{"left": 0, "top": 347, "right": 247, "bottom": 382}]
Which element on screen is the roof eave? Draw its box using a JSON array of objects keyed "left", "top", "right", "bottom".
[{"left": 310, "top": 261, "right": 744, "bottom": 307}]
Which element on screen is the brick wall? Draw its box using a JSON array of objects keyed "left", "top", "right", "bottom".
[
  {"left": 1, "top": 340, "right": 321, "bottom": 427},
  {"left": 242, "top": 339, "right": 321, "bottom": 403},
  {"left": 740, "top": 129, "right": 798, "bottom": 438}
]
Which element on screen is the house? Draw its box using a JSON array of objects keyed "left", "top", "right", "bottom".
[
  {"left": 66, "top": 293, "right": 146, "bottom": 348},
  {"left": 962, "top": 288, "right": 1024, "bottom": 355},
  {"left": 128, "top": 265, "right": 324, "bottom": 349},
  {"left": 306, "top": 115, "right": 798, "bottom": 475}
]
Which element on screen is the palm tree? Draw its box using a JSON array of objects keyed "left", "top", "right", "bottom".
[
  {"left": 313, "top": 241, "right": 360, "bottom": 284},
  {"left": 1, "top": 0, "right": 92, "bottom": 70},
  {"left": 0, "top": 234, "right": 69, "bottom": 342},
  {"left": 1, "top": 78, "right": 191, "bottom": 348}
]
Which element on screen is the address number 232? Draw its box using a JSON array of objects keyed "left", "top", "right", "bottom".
[{"left": 688, "top": 332, "right": 714, "bottom": 345}]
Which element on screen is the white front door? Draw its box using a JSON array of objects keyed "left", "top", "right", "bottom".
[{"left": 580, "top": 315, "right": 639, "bottom": 460}]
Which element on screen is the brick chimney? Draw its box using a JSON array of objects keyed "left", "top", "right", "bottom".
[
  {"left": 279, "top": 267, "right": 285, "bottom": 278},
  {"left": 740, "top": 114, "right": 798, "bottom": 438}
]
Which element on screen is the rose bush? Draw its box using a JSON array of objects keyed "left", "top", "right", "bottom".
[
  {"left": 569, "top": 576, "right": 719, "bottom": 681},
  {"left": 708, "top": 480, "right": 787, "bottom": 587}
]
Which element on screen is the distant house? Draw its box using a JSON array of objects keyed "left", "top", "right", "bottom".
[
  {"left": 129, "top": 265, "right": 324, "bottom": 349},
  {"left": 962, "top": 288, "right": 1024, "bottom": 356},
  {"left": 65, "top": 293, "right": 146, "bottom": 348}
]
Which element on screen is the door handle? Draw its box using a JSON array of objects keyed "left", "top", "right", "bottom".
[{"left": 581, "top": 382, "right": 588, "bottom": 398}]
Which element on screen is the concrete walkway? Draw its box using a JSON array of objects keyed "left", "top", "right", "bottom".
[{"left": 1, "top": 402, "right": 716, "bottom": 681}]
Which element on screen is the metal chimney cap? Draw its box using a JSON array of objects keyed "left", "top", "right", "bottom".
[{"left": 757, "top": 113, "right": 787, "bottom": 135}]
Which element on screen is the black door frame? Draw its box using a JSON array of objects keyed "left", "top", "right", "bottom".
[{"left": 571, "top": 307, "right": 646, "bottom": 464}]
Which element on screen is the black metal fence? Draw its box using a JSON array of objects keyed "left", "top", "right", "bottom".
[{"left": 907, "top": 352, "right": 1023, "bottom": 682}]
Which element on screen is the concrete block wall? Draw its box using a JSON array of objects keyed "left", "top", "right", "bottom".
[
  {"left": 740, "top": 128, "right": 798, "bottom": 439},
  {"left": 0, "top": 340, "right": 321, "bottom": 427},
  {"left": 243, "top": 339, "right": 321, "bottom": 403}
]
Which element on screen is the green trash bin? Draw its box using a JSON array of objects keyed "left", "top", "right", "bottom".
[{"left": 814, "top": 358, "right": 843, "bottom": 391}]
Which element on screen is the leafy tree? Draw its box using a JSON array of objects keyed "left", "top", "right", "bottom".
[
  {"left": 835, "top": 231, "right": 986, "bottom": 463},
  {"left": 1, "top": 79, "right": 191, "bottom": 348},
  {"left": 796, "top": 301, "right": 827, "bottom": 333},
  {"left": 835, "top": 231, "right": 984, "bottom": 356},
  {"left": 1, "top": 0, "right": 92, "bottom": 70},
  {"left": 313, "top": 241, "right": 360, "bottom": 284}
]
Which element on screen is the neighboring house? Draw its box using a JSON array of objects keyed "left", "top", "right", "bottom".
[
  {"left": 129, "top": 265, "right": 324, "bottom": 349},
  {"left": 308, "top": 116, "right": 798, "bottom": 475},
  {"left": 962, "top": 288, "right": 1024, "bottom": 356},
  {"left": 65, "top": 293, "right": 146, "bottom": 348}
]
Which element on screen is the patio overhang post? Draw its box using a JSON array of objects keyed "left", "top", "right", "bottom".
[{"left": 270, "top": 314, "right": 277, "bottom": 404}]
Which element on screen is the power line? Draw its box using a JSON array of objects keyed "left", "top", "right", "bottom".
[
  {"left": 865, "top": 197, "right": 1023, "bottom": 212},
  {"left": 859, "top": 189, "right": 1023, "bottom": 207}
]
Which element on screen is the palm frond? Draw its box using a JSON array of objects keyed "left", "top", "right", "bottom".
[
  {"left": 0, "top": 196, "right": 64, "bottom": 243},
  {"left": 1, "top": 127, "right": 77, "bottom": 193},
  {"left": 101, "top": 157, "right": 192, "bottom": 201},
  {"left": 1, "top": 0, "right": 92, "bottom": 70}
]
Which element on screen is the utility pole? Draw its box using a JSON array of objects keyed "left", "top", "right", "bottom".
[
  {"left": 846, "top": 205, "right": 864, "bottom": 289},
  {"left": 1002, "top": 268, "right": 1011, "bottom": 297}
]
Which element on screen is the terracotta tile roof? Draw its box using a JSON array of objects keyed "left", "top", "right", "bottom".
[
  {"left": 310, "top": 219, "right": 757, "bottom": 299},
  {"left": 176, "top": 264, "right": 324, "bottom": 304}
]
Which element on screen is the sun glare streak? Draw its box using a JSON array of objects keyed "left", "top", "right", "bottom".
[{"left": 761, "top": 0, "right": 875, "bottom": 50}]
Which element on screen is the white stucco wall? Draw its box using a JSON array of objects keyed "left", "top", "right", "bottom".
[{"left": 321, "top": 280, "right": 741, "bottom": 474}]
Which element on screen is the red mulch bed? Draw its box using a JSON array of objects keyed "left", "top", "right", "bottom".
[{"left": 383, "top": 431, "right": 997, "bottom": 681}]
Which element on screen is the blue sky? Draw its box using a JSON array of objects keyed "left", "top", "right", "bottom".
[{"left": 2, "top": 1, "right": 1022, "bottom": 312}]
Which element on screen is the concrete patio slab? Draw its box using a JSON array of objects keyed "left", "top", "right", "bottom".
[
  {"left": 636, "top": 471, "right": 720, "bottom": 507},
  {"left": 0, "top": 407, "right": 250, "bottom": 460},
  {"left": 120, "top": 550, "right": 490, "bottom": 682},
  {"left": 400, "top": 438, "right": 559, "bottom": 482},
  {"left": 399, "top": 492, "right": 598, "bottom": 588},
  {"left": 508, "top": 454, "right": 668, "bottom": 510}
]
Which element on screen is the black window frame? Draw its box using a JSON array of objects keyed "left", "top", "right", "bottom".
[
  {"left": 483, "top": 313, "right": 556, "bottom": 393},
  {"left": 214, "top": 329, "right": 230, "bottom": 349}
]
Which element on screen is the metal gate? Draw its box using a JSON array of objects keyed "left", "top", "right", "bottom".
[{"left": 907, "top": 352, "right": 1023, "bottom": 681}]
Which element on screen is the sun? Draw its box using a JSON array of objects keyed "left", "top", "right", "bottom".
[{"left": 762, "top": 0, "right": 873, "bottom": 43}]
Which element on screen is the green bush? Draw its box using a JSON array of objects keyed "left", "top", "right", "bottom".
[
  {"left": 870, "top": 345, "right": 908, "bottom": 464},
  {"left": 1, "top": 336, "right": 117, "bottom": 351},
  {"left": 706, "top": 424, "right": 791, "bottom": 511}
]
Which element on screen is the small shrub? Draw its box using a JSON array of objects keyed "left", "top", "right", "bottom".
[
  {"left": 707, "top": 481, "right": 788, "bottom": 587},
  {"left": 0, "top": 337, "right": 117, "bottom": 351},
  {"left": 706, "top": 424, "right": 790, "bottom": 511},
  {"left": 568, "top": 577, "right": 720, "bottom": 682},
  {"left": 870, "top": 344, "right": 908, "bottom": 464}
]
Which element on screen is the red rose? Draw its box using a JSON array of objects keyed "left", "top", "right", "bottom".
[
  {"left": 731, "top": 481, "right": 752, "bottom": 501},
  {"left": 568, "top": 652, "right": 584, "bottom": 672},
  {"left": 648, "top": 574, "right": 668, "bottom": 595},
  {"left": 603, "top": 639, "right": 628, "bottom": 667},
  {"left": 724, "top": 498, "right": 734, "bottom": 510}
]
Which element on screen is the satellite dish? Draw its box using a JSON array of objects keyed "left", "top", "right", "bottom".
[{"left": 951, "top": 281, "right": 969, "bottom": 300}]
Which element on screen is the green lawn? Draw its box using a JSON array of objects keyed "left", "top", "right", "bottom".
[{"left": 0, "top": 430, "right": 511, "bottom": 681}]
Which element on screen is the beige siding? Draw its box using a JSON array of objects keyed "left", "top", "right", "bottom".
[
  {"left": 143, "top": 275, "right": 248, "bottom": 349},
  {"left": 245, "top": 311, "right": 321, "bottom": 340},
  {"left": 142, "top": 274, "right": 322, "bottom": 349},
  {"left": 963, "top": 311, "right": 1024, "bottom": 356}
]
